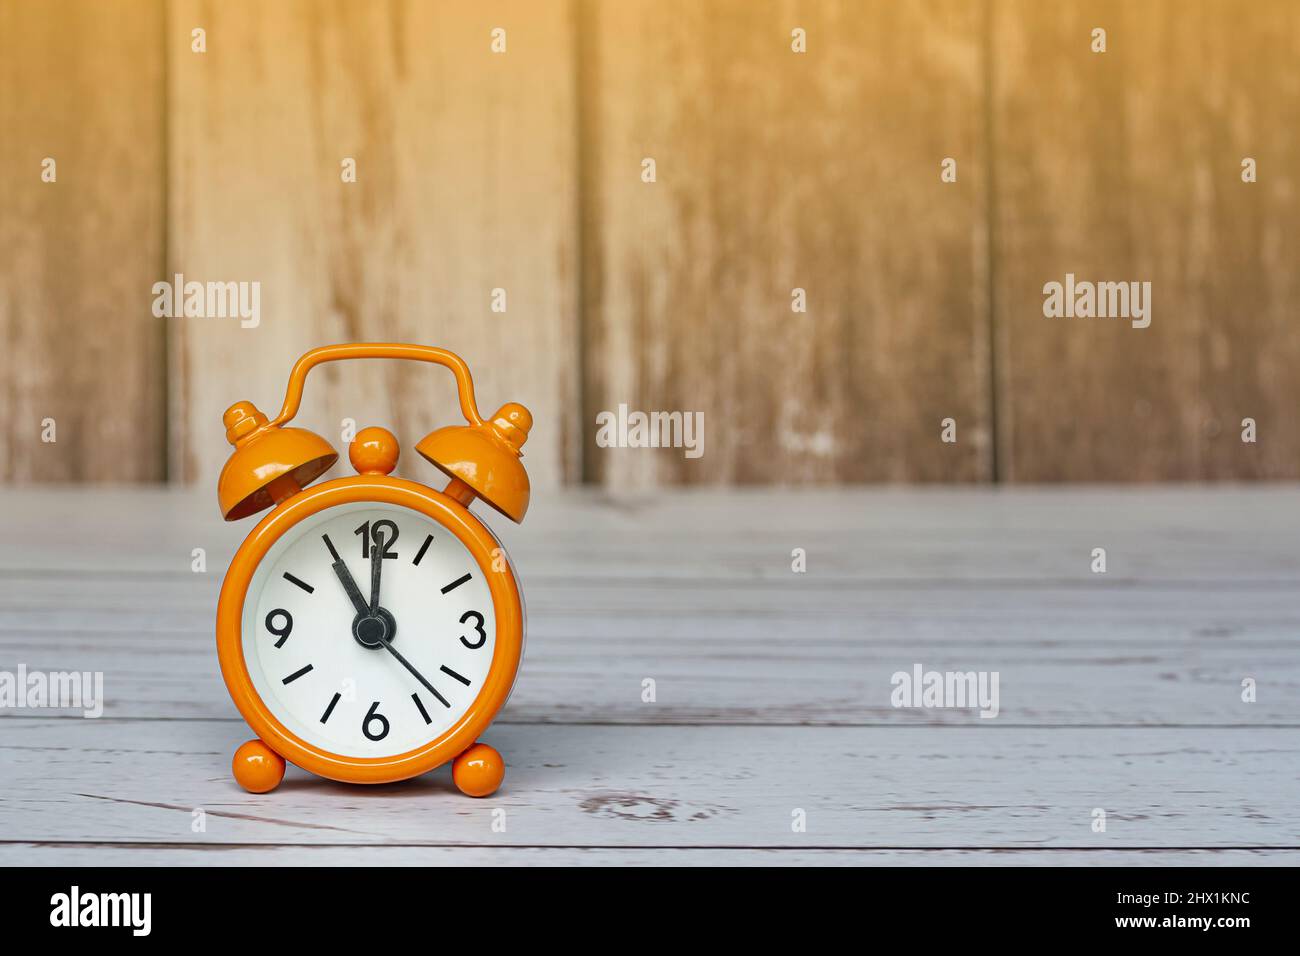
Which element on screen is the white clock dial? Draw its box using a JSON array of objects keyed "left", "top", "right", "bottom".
[{"left": 240, "top": 501, "right": 497, "bottom": 759}]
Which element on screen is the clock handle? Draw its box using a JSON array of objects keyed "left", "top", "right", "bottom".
[{"left": 269, "top": 343, "right": 487, "bottom": 429}]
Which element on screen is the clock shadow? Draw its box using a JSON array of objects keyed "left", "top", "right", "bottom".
[{"left": 276, "top": 766, "right": 458, "bottom": 798}]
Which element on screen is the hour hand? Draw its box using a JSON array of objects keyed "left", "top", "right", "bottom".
[
  {"left": 369, "top": 530, "right": 384, "bottom": 613},
  {"left": 323, "top": 534, "right": 368, "bottom": 615}
]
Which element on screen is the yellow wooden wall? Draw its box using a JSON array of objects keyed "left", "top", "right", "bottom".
[
  {"left": 0, "top": 0, "right": 166, "bottom": 481},
  {"left": 167, "top": 0, "right": 578, "bottom": 488},
  {"left": 2, "top": 0, "right": 1296, "bottom": 486},
  {"left": 580, "top": 0, "right": 991, "bottom": 486},
  {"left": 993, "top": 0, "right": 1300, "bottom": 481}
]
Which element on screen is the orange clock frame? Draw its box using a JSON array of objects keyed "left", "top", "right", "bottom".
[
  {"left": 216, "top": 475, "right": 524, "bottom": 788},
  {"left": 212, "top": 343, "right": 533, "bottom": 796}
]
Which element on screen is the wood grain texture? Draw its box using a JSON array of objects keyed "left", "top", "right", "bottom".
[
  {"left": 579, "top": 0, "right": 991, "bottom": 487},
  {"left": 167, "top": 0, "right": 578, "bottom": 489},
  {"left": 4, "top": 844, "right": 1294, "bottom": 867},
  {"left": 4, "top": 579, "right": 1299, "bottom": 725},
  {"left": 2, "top": 488, "right": 1297, "bottom": 727},
  {"left": 3, "top": 719, "right": 1297, "bottom": 848},
  {"left": 3, "top": 1, "right": 1296, "bottom": 488},
  {"left": 0, "top": 0, "right": 166, "bottom": 481},
  {"left": 1, "top": 487, "right": 1296, "bottom": 862},
  {"left": 992, "top": 0, "right": 1300, "bottom": 481}
]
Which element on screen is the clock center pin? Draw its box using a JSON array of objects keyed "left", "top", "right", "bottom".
[{"left": 352, "top": 606, "right": 398, "bottom": 649}]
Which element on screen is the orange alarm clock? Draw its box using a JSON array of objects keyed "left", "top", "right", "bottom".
[{"left": 214, "top": 343, "right": 530, "bottom": 797}]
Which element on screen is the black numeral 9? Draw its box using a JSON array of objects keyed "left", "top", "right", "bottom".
[{"left": 265, "top": 609, "right": 293, "bottom": 648}]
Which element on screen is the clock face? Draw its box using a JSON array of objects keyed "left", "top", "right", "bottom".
[{"left": 240, "top": 501, "right": 498, "bottom": 759}]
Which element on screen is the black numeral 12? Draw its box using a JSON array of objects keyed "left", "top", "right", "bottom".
[{"left": 355, "top": 519, "right": 399, "bottom": 558}]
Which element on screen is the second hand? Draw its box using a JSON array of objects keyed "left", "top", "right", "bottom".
[{"left": 372, "top": 632, "right": 446, "bottom": 704}]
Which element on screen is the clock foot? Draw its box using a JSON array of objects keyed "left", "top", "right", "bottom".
[
  {"left": 232, "top": 739, "right": 286, "bottom": 793},
  {"left": 452, "top": 742, "right": 505, "bottom": 797}
]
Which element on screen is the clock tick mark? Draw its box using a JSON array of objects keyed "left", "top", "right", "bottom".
[
  {"left": 441, "top": 572, "right": 472, "bottom": 594},
  {"left": 412, "top": 534, "right": 434, "bottom": 566},
  {"left": 282, "top": 664, "right": 314, "bottom": 685},
  {"left": 411, "top": 693, "right": 432, "bottom": 724},
  {"left": 320, "top": 692, "right": 341, "bottom": 723},
  {"left": 283, "top": 571, "right": 314, "bottom": 594},
  {"left": 440, "top": 665, "right": 471, "bottom": 686},
  {"left": 322, "top": 534, "right": 341, "bottom": 562}
]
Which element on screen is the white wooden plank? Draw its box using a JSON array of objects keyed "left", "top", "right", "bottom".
[
  {"left": 3, "top": 489, "right": 1297, "bottom": 861},
  {"left": 5, "top": 575, "right": 1299, "bottom": 622},
  {"left": 1, "top": 720, "right": 1295, "bottom": 849},
  {"left": 4, "top": 580, "right": 1298, "bottom": 724},
  {"left": 2, "top": 614, "right": 1293, "bottom": 725},
  {"left": 6, "top": 487, "right": 1300, "bottom": 582},
  {"left": 2, "top": 489, "right": 1298, "bottom": 726},
  {"left": 1, "top": 844, "right": 1293, "bottom": 867}
]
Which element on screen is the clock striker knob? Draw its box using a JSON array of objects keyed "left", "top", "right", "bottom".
[{"left": 350, "top": 426, "right": 400, "bottom": 475}]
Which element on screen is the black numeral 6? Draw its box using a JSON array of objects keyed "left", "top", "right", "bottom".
[{"left": 362, "top": 701, "right": 390, "bottom": 741}]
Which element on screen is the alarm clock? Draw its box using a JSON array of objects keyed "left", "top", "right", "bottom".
[{"left": 213, "top": 343, "right": 530, "bottom": 796}]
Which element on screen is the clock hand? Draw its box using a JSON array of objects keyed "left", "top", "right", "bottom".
[
  {"left": 369, "top": 529, "right": 384, "bottom": 613},
  {"left": 371, "top": 632, "right": 444, "bottom": 701},
  {"left": 323, "top": 534, "right": 368, "bottom": 617}
]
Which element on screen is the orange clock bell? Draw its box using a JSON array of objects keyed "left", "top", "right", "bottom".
[{"left": 214, "top": 344, "right": 530, "bottom": 797}]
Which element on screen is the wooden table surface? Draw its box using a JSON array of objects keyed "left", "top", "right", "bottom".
[{"left": 1, "top": 486, "right": 1298, "bottom": 866}]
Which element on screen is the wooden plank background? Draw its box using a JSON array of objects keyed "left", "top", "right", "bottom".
[
  {"left": 0, "top": 0, "right": 166, "bottom": 482},
  {"left": 167, "top": 0, "right": 579, "bottom": 491},
  {"left": 1, "top": 0, "right": 1297, "bottom": 486},
  {"left": 579, "top": 0, "right": 991, "bottom": 486},
  {"left": 992, "top": 0, "right": 1300, "bottom": 481}
]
